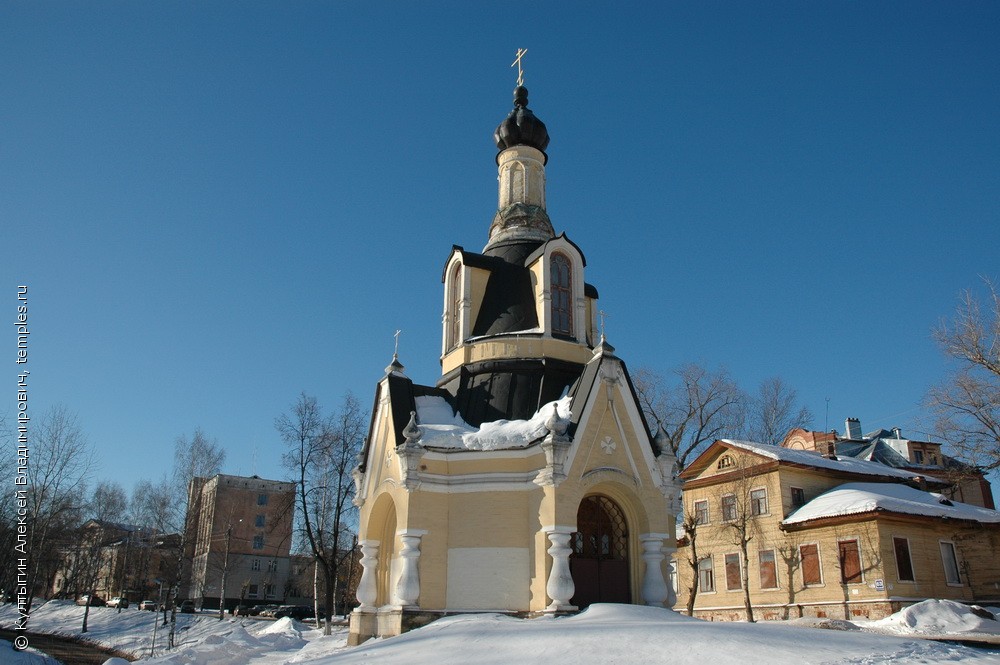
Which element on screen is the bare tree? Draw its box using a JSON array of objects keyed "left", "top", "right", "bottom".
[
  {"left": 716, "top": 453, "right": 763, "bottom": 623},
  {"left": 679, "top": 511, "right": 705, "bottom": 616},
  {"left": 277, "top": 392, "right": 365, "bottom": 635},
  {"left": 166, "top": 429, "right": 225, "bottom": 643},
  {"left": 634, "top": 363, "right": 744, "bottom": 470},
  {"left": 742, "top": 377, "right": 814, "bottom": 445},
  {"left": 20, "top": 405, "right": 94, "bottom": 622},
  {"left": 928, "top": 278, "right": 1000, "bottom": 469},
  {"left": 92, "top": 481, "right": 129, "bottom": 524}
]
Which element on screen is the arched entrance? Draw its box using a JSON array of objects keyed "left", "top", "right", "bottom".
[{"left": 570, "top": 495, "right": 630, "bottom": 607}]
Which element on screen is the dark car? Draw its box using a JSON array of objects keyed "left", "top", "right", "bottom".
[
  {"left": 274, "top": 605, "right": 314, "bottom": 620},
  {"left": 178, "top": 600, "right": 196, "bottom": 613}
]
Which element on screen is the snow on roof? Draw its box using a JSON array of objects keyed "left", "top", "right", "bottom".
[
  {"left": 414, "top": 395, "right": 571, "bottom": 451},
  {"left": 783, "top": 481, "right": 1000, "bottom": 525},
  {"left": 720, "top": 439, "right": 942, "bottom": 483}
]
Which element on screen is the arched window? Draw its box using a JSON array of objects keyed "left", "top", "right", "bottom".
[
  {"left": 717, "top": 455, "right": 734, "bottom": 470},
  {"left": 448, "top": 263, "right": 462, "bottom": 350},
  {"left": 551, "top": 253, "right": 573, "bottom": 335}
]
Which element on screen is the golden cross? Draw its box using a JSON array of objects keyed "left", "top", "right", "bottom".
[{"left": 511, "top": 48, "right": 528, "bottom": 87}]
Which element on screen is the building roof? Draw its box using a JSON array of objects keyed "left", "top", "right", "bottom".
[
  {"left": 783, "top": 481, "right": 1000, "bottom": 526},
  {"left": 684, "top": 439, "right": 945, "bottom": 484},
  {"left": 494, "top": 85, "right": 549, "bottom": 158}
]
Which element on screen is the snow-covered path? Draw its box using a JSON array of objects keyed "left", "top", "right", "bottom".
[{"left": 3, "top": 600, "right": 1000, "bottom": 665}]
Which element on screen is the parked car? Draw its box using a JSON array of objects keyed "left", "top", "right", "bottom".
[
  {"left": 178, "top": 600, "right": 196, "bottom": 613},
  {"left": 107, "top": 597, "right": 129, "bottom": 609},
  {"left": 139, "top": 600, "right": 158, "bottom": 611},
  {"left": 76, "top": 594, "right": 106, "bottom": 607},
  {"left": 273, "top": 605, "right": 314, "bottom": 620},
  {"left": 257, "top": 605, "right": 282, "bottom": 618}
]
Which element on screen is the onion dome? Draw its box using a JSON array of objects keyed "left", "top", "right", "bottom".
[{"left": 494, "top": 86, "right": 550, "bottom": 160}]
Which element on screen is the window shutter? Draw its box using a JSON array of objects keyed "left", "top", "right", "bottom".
[{"left": 839, "top": 540, "right": 862, "bottom": 584}]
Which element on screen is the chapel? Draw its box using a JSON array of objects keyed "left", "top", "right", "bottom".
[{"left": 348, "top": 73, "right": 681, "bottom": 645}]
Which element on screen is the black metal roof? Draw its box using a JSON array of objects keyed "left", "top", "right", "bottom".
[{"left": 494, "top": 86, "right": 549, "bottom": 161}]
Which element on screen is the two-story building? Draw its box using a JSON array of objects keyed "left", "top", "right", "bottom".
[{"left": 676, "top": 439, "right": 1000, "bottom": 621}]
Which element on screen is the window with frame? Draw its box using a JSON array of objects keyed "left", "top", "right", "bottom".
[
  {"left": 698, "top": 557, "right": 715, "bottom": 593},
  {"left": 248, "top": 584, "right": 259, "bottom": 598},
  {"left": 838, "top": 539, "right": 862, "bottom": 584},
  {"left": 265, "top": 584, "right": 276, "bottom": 599},
  {"left": 550, "top": 253, "right": 573, "bottom": 335},
  {"left": 750, "top": 488, "right": 768, "bottom": 516},
  {"left": 790, "top": 487, "right": 806, "bottom": 509},
  {"left": 257, "top": 494, "right": 269, "bottom": 506},
  {"left": 800, "top": 544, "right": 822, "bottom": 586},
  {"left": 255, "top": 514, "right": 266, "bottom": 528},
  {"left": 940, "top": 541, "right": 962, "bottom": 585},
  {"left": 253, "top": 535, "right": 265, "bottom": 550},
  {"left": 721, "top": 494, "right": 737, "bottom": 522},
  {"left": 251, "top": 558, "right": 261, "bottom": 571},
  {"left": 694, "top": 500, "right": 709, "bottom": 525},
  {"left": 893, "top": 537, "right": 915, "bottom": 582},
  {"left": 267, "top": 559, "right": 277, "bottom": 572},
  {"left": 759, "top": 550, "right": 778, "bottom": 589},
  {"left": 724, "top": 553, "right": 742, "bottom": 591},
  {"left": 914, "top": 450, "right": 924, "bottom": 464},
  {"left": 717, "top": 455, "right": 734, "bottom": 470},
  {"left": 448, "top": 263, "right": 462, "bottom": 349}
]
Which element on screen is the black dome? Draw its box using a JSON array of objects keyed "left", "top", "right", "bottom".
[{"left": 494, "top": 86, "right": 549, "bottom": 158}]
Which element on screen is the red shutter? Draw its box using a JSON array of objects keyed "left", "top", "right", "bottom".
[
  {"left": 725, "top": 554, "right": 742, "bottom": 590},
  {"left": 839, "top": 540, "right": 862, "bottom": 584},
  {"left": 759, "top": 550, "right": 777, "bottom": 589},
  {"left": 800, "top": 544, "right": 821, "bottom": 585}
]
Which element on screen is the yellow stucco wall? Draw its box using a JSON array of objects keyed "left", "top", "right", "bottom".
[{"left": 356, "top": 357, "right": 676, "bottom": 615}]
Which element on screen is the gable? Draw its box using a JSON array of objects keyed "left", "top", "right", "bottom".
[{"left": 563, "top": 354, "right": 664, "bottom": 491}]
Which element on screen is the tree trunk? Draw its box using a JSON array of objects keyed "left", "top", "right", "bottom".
[
  {"left": 322, "top": 560, "right": 336, "bottom": 635},
  {"left": 313, "top": 559, "right": 321, "bottom": 626},
  {"left": 739, "top": 538, "right": 754, "bottom": 622}
]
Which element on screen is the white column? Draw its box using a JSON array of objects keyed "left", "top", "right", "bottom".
[
  {"left": 543, "top": 526, "right": 577, "bottom": 612},
  {"left": 356, "top": 540, "right": 380, "bottom": 610},
  {"left": 393, "top": 529, "right": 427, "bottom": 609},
  {"left": 639, "top": 534, "right": 670, "bottom": 607}
]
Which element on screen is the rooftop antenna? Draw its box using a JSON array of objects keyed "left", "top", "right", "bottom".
[{"left": 512, "top": 48, "right": 528, "bottom": 86}]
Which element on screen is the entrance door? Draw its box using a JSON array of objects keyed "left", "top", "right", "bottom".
[{"left": 570, "top": 495, "right": 630, "bottom": 607}]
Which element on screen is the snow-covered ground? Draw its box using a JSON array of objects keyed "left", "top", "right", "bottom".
[
  {"left": 3, "top": 600, "right": 1000, "bottom": 665},
  {"left": 859, "top": 599, "right": 1000, "bottom": 637}
]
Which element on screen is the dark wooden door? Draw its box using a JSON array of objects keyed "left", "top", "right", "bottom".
[{"left": 570, "top": 495, "right": 630, "bottom": 607}]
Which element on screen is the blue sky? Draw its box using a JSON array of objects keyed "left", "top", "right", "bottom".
[{"left": 4, "top": 2, "right": 999, "bottom": 493}]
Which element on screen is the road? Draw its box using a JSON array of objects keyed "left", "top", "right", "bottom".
[{"left": 0, "top": 628, "right": 135, "bottom": 664}]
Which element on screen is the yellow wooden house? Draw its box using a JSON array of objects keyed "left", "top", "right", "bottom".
[{"left": 676, "top": 439, "right": 1000, "bottom": 622}]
